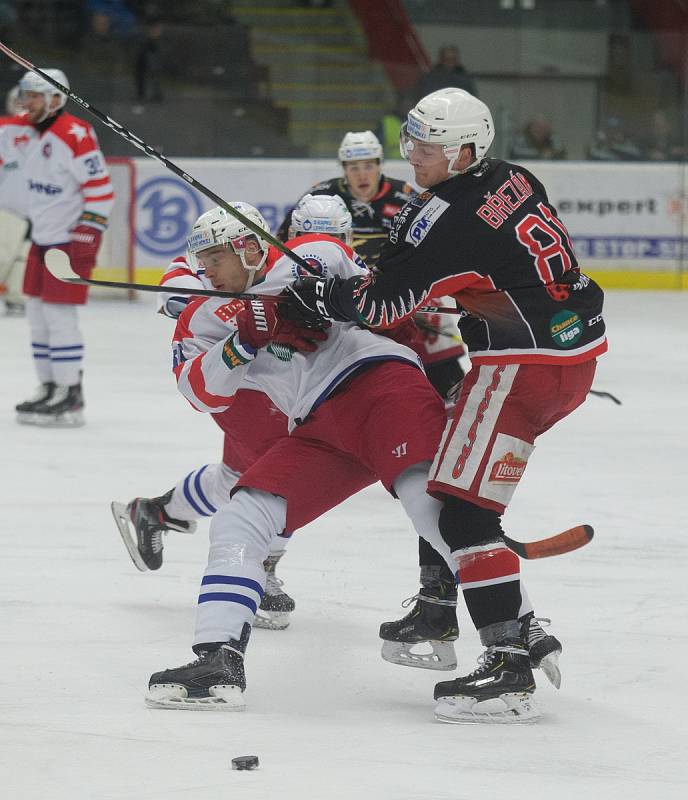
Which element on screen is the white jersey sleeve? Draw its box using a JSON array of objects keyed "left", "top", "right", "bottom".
[
  {"left": 157, "top": 256, "right": 212, "bottom": 318},
  {"left": 171, "top": 235, "right": 425, "bottom": 429}
]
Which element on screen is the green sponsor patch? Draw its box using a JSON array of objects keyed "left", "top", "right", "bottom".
[{"left": 549, "top": 309, "right": 583, "bottom": 348}]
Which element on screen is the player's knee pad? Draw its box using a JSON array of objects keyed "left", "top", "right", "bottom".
[
  {"left": 438, "top": 495, "right": 504, "bottom": 551},
  {"left": 208, "top": 488, "right": 287, "bottom": 566}
]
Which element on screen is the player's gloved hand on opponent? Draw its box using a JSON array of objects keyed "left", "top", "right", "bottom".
[
  {"left": 235, "top": 298, "right": 328, "bottom": 353},
  {"left": 282, "top": 276, "right": 361, "bottom": 326}
]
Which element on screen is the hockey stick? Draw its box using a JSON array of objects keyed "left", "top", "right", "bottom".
[
  {"left": 43, "top": 249, "right": 462, "bottom": 314},
  {"left": 44, "top": 249, "right": 277, "bottom": 302},
  {"left": 0, "top": 41, "right": 316, "bottom": 275},
  {"left": 503, "top": 524, "right": 593, "bottom": 559}
]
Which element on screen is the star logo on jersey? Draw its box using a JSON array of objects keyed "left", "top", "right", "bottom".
[{"left": 69, "top": 123, "right": 88, "bottom": 142}]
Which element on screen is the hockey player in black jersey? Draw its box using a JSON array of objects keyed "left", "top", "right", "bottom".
[
  {"left": 277, "top": 130, "right": 412, "bottom": 266},
  {"left": 286, "top": 88, "right": 607, "bottom": 723}
]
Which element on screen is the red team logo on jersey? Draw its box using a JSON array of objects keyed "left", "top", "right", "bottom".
[
  {"left": 214, "top": 299, "right": 244, "bottom": 322},
  {"left": 488, "top": 452, "right": 527, "bottom": 483}
]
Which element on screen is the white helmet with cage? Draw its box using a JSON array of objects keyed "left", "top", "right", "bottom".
[
  {"left": 187, "top": 202, "right": 270, "bottom": 284},
  {"left": 18, "top": 69, "right": 69, "bottom": 121},
  {"left": 401, "top": 87, "right": 494, "bottom": 174},
  {"left": 289, "top": 194, "right": 353, "bottom": 246},
  {"left": 338, "top": 130, "right": 383, "bottom": 164}
]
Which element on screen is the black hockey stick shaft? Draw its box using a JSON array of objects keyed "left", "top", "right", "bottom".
[
  {"left": 0, "top": 41, "right": 316, "bottom": 275},
  {"left": 54, "top": 270, "right": 462, "bottom": 314},
  {"left": 504, "top": 524, "right": 594, "bottom": 559}
]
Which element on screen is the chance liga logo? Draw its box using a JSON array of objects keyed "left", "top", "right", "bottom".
[{"left": 549, "top": 309, "right": 583, "bottom": 348}]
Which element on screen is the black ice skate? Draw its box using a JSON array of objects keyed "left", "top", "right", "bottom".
[
  {"left": 379, "top": 584, "right": 459, "bottom": 671},
  {"left": 146, "top": 624, "right": 250, "bottom": 711},
  {"left": 522, "top": 613, "right": 563, "bottom": 689},
  {"left": 111, "top": 489, "right": 197, "bottom": 572},
  {"left": 31, "top": 383, "right": 85, "bottom": 428},
  {"left": 4, "top": 300, "right": 25, "bottom": 317},
  {"left": 433, "top": 639, "right": 540, "bottom": 724},
  {"left": 15, "top": 381, "right": 56, "bottom": 424},
  {"left": 255, "top": 552, "right": 295, "bottom": 630}
]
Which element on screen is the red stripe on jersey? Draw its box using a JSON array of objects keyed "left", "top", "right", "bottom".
[
  {"left": 187, "top": 356, "right": 232, "bottom": 410},
  {"left": 456, "top": 546, "right": 520, "bottom": 585},
  {"left": 470, "top": 339, "right": 608, "bottom": 367},
  {"left": 83, "top": 192, "right": 114, "bottom": 202},
  {"left": 162, "top": 267, "right": 195, "bottom": 283},
  {"left": 81, "top": 176, "right": 111, "bottom": 189}
]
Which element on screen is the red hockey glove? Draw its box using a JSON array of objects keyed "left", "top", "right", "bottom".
[
  {"left": 69, "top": 224, "right": 103, "bottom": 265},
  {"left": 235, "top": 298, "right": 329, "bottom": 353}
]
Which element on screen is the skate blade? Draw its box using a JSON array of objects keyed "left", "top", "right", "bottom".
[
  {"left": 381, "top": 640, "right": 457, "bottom": 671},
  {"left": 32, "top": 410, "right": 85, "bottom": 428},
  {"left": 145, "top": 683, "right": 245, "bottom": 711},
  {"left": 538, "top": 651, "right": 562, "bottom": 689},
  {"left": 254, "top": 610, "right": 291, "bottom": 630},
  {"left": 434, "top": 692, "right": 541, "bottom": 725},
  {"left": 16, "top": 412, "right": 41, "bottom": 426},
  {"left": 111, "top": 501, "right": 148, "bottom": 572}
]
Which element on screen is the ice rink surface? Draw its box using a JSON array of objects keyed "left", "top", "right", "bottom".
[{"left": 1, "top": 291, "right": 686, "bottom": 800}]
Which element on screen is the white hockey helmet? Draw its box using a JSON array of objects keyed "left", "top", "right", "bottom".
[
  {"left": 18, "top": 68, "right": 69, "bottom": 120},
  {"left": 401, "top": 87, "right": 494, "bottom": 174},
  {"left": 187, "top": 202, "right": 270, "bottom": 284},
  {"left": 338, "top": 130, "right": 383, "bottom": 164},
  {"left": 289, "top": 194, "right": 353, "bottom": 246}
]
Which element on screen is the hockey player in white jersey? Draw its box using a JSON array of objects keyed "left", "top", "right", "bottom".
[
  {"left": 112, "top": 196, "right": 357, "bottom": 628},
  {"left": 142, "top": 199, "right": 548, "bottom": 719},
  {"left": 2, "top": 69, "right": 114, "bottom": 426}
]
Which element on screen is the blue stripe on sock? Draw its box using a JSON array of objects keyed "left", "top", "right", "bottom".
[
  {"left": 50, "top": 345, "right": 83, "bottom": 352},
  {"left": 50, "top": 356, "right": 83, "bottom": 362},
  {"left": 31, "top": 342, "right": 49, "bottom": 349},
  {"left": 183, "top": 470, "right": 211, "bottom": 517},
  {"left": 197, "top": 592, "right": 258, "bottom": 614},
  {"left": 32, "top": 354, "right": 50, "bottom": 360},
  {"left": 193, "top": 464, "right": 217, "bottom": 515},
  {"left": 201, "top": 575, "right": 263, "bottom": 595}
]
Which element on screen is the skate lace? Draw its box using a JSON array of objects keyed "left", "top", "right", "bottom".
[
  {"left": 471, "top": 644, "right": 527, "bottom": 676},
  {"left": 401, "top": 592, "right": 457, "bottom": 609},
  {"left": 28, "top": 385, "right": 51, "bottom": 402},
  {"left": 150, "top": 531, "right": 163, "bottom": 554},
  {"left": 264, "top": 571, "right": 285, "bottom": 596},
  {"left": 527, "top": 617, "right": 551, "bottom": 646}
]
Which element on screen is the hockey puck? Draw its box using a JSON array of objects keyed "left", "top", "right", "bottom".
[{"left": 232, "top": 755, "right": 259, "bottom": 771}]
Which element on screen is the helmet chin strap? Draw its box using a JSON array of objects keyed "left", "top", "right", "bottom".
[{"left": 240, "top": 249, "right": 268, "bottom": 289}]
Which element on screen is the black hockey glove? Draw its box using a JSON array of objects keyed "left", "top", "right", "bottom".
[{"left": 282, "top": 276, "right": 360, "bottom": 326}]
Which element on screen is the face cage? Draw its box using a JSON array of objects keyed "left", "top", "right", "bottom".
[
  {"left": 19, "top": 87, "right": 58, "bottom": 123},
  {"left": 189, "top": 235, "right": 268, "bottom": 280},
  {"left": 399, "top": 122, "right": 477, "bottom": 175}
]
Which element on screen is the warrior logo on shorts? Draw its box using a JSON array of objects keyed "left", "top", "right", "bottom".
[{"left": 489, "top": 452, "right": 527, "bottom": 483}]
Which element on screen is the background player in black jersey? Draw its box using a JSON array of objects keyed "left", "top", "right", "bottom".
[
  {"left": 286, "top": 87, "right": 607, "bottom": 723},
  {"left": 277, "top": 129, "right": 411, "bottom": 267}
]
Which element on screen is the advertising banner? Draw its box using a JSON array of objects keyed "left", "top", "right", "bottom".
[{"left": 132, "top": 158, "right": 688, "bottom": 279}]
